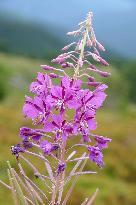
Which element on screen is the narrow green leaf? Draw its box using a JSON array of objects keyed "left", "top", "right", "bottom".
[
  {"left": 86, "top": 188, "right": 99, "bottom": 205},
  {"left": 62, "top": 158, "right": 88, "bottom": 205},
  {"left": 7, "top": 161, "right": 28, "bottom": 205},
  {"left": 7, "top": 169, "right": 18, "bottom": 205}
]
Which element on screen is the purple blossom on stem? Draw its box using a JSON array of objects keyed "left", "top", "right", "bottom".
[
  {"left": 40, "top": 140, "right": 59, "bottom": 155},
  {"left": 11, "top": 144, "right": 24, "bottom": 159},
  {"left": 94, "top": 135, "right": 112, "bottom": 149},
  {"left": 44, "top": 115, "right": 73, "bottom": 141},
  {"left": 23, "top": 96, "right": 51, "bottom": 125},
  {"left": 57, "top": 163, "right": 66, "bottom": 174},
  {"left": 22, "top": 138, "right": 33, "bottom": 149},
  {"left": 88, "top": 146, "right": 104, "bottom": 167},
  {"left": 46, "top": 76, "right": 80, "bottom": 112},
  {"left": 30, "top": 72, "right": 51, "bottom": 96},
  {"left": 20, "top": 127, "right": 44, "bottom": 141}
]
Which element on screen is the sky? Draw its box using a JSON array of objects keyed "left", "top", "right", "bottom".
[{"left": 0, "top": 0, "right": 136, "bottom": 59}]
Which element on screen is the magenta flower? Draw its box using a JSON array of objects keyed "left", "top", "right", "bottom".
[
  {"left": 46, "top": 76, "right": 80, "bottom": 112},
  {"left": 90, "top": 84, "right": 108, "bottom": 109},
  {"left": 88, "top": 146, "right": 104, "bottom": 167},
  {"left": 40, "top": 140, "right": 59, "bottom": 155},
  {"left": 75, "top": 110, "right": 96, "bottom": 130},
  {"left": 61, "top": 76, "right": 82, "bottom": 91},
  {"left": 11, "top": 144, "right": 25, "bottom": 160},
  {"left": 20, "top": 127, "right": 44, "bottom": 141},
  {"left": 23, "top": 96, "right": 50, "bottom": 125},
  {"left": 94, "top": 135, "right": 112, "bottom": 149},
  {"left": 77, "top": 84, "right": 107, "bottom": 111},
  {"left": 74, "top": 110, "right": 96, "bottom": 142},
  {"left": 30, "top": 72, "right": 51, "bottom": 97},
  {"left": 44, "top": 115, "right": 73, "bottom": 141}
]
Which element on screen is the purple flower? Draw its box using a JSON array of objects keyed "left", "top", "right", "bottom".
[
  {"left": 61, "top": 76, "right": 82, "bottom": 91},
  {"left": 74, "top": 110, "right": 96, "bottom": 141},
  {"left": 88, "top": 146, "right": 104, "bottom": 167},
  {"left": 44, "top": 115, "right": 73, "bottom": 141},
  {"left": 49, "top": 73, "right": 61, "bottom": 79},
  {"left": 20, "top": 127, "right": 44, "bottom": 141},
  {"left": 11, "top": 144, "right": 24, "bottom": 159},
  {"left": 75, "top": 110, "right": 97, "bottom": 131},
  {"left": 57, "top": 163, "right": 66, "bottom": 174},
  {"left": 77, "top": 85, "right": 107, "bottom": 111},
  {"left": 23, "top": 96, "right": 50, "bottom": 125},
  {"left": 81, "top": 127, "right": 91, "bottom": 142},
  {"left": 61, "top": 62, "right": 72, "bottom": 68},
  {"left": 90, "top": 84, "right": 108, "bottom": 109},
  {"left": 30, "top": 72, "right": 51, "bottom": 97},
  {"left": 40, "top": 140, "right": 58, "bottom": 155},
  {"left": 94, "top": 135, "right": 112, "bottom": 149},
  {"left": 46, "top": 76, "right": 80, "bottom": 112},
  {"left": 22, "top": 138, "right": 33, "bottom": 149}
]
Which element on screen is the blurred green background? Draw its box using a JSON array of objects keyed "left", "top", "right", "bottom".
[{"left": 0, "top": 1, "right": 136, "bottom": 205}]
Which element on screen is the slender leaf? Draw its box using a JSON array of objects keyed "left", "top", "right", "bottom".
[
  {"left": 7, "top": 161, "right": 28, "bottom": 205},
  {"left": 62, "top": 158, "right": 88, "bottom": 205},
  {"left": 86, "top": 188, "right": 99, "bottom": 205},
  {"left": 7, "top": 169, "right": 18, "bottom": 205}
]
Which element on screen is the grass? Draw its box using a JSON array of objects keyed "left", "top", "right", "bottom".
[{"left": 0, "top": 52, "right": 136, "bottom": 205}]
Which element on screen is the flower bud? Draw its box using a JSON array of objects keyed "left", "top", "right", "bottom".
[
  {"left": 41, "top": 65, "right": 55, "bottom": 71},
  {"left": 61, "top": 62, "right": 72, "bottom": 68},
  {"left": 49, "top": 73, "right": 61, "bottom": 78},
  {"left": 97, "top": 70, "right": 111, "bottom": 77},
  {"left": 96, "top": 41, "right": 105, "bottom": 51},
  {"left": 99, "top": 57, "right": 109, "bottom": 66},
  {"left": 88, "top": 82, "right": 101, "bottom": 87},
  {"left": 67, "top": 30, "right": 80, "bottom": 36},
  {"left": 88, "top": 76, "right": 95, "bottom": 82},
  {"left": 89, "top": 64, "right": 98, "bottom": 70},
  {"left": 62, "top": 42, "right": 76, "bottom": 51}
]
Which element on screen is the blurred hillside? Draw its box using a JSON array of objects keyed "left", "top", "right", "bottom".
[{"left": 0, "top": 16, "right": 63, "bottom": 59}]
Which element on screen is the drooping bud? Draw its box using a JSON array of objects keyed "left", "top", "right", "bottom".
[
  {"left": 67, "top": 30, "right": 80, "bottom": 36},
  {"left": 49, "top": 73, "right": 61, "bottom": 78},
  {"left": 96, "top": 41, "right": 105, "bottom": 51},
  {"left": 88, "top": 146, "right": 104, "bottom": 167},
  {"left": 61, "top": 62, "right": 73, "bottom": 68},
  {"left": 94, "top": 135, "right": 112, "bottom": 149},
  {"left": 99, "top": 57, "right": 109, "bottom": 66},
  {"left": 89, "top": 64, "right": 98, "bottom": 70},
  {"left": 11, "top": 144, "right": 24, "bottom": 160},
  {"left": 62, "top": 42, "right": 76, "bottom": 51},
  {"left": 57, "top": 163, "right": 66, "bottom": 174},
  {"left": 88, "top": 76, "right": 95, "bottom": 82},
  {"left": 97, "top": 70, "right": 111, "bottom": 77},
  {"left": 87, "top": 82, "right": 101, "bottom": 87},
  {"left": 41, "top": 65, "right": 55, "bottom": 71}
]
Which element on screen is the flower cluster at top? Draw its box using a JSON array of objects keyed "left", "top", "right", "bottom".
[{"left": 11, "top": 12, "right": 111, "bottom": 171}]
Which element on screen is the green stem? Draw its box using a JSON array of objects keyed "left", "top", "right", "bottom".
[{"left": 51, "top": 141, "right": 66, "bottom": 205}]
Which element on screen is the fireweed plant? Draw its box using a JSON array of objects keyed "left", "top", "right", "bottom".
[{"left": 0, "top": 12, "right": 112, "bottom": 205}]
